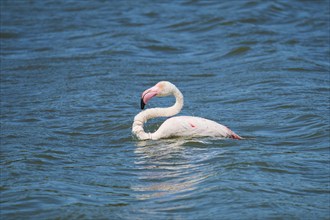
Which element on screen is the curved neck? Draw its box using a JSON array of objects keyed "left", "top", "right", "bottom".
[{"left": 132, "top": 87, "right": 183, "bottom": 140}]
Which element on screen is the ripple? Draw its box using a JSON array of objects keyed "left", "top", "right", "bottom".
[
  {"left": 0, "top": 32, "right": 21, "bottom": 39},
  {"left": 223, "top": 46, "right": 251, "bottom": 57},
  {"left": 143, "top": 45, "right": 181, "bottom": 53},
  {"left": 188, "top": 73, "right": 216, "bottom": 78}
]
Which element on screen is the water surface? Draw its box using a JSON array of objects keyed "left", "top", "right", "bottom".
[{"left": 1, "top": 0, "right": 329, "bottom": 219}]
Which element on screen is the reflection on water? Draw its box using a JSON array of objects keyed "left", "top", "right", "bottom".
[{"left": 133, "top": 139, "right": 209, "bottom": 200}]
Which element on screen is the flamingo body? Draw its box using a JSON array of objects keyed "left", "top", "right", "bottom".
[
  {"left": 132, "top": 81, "right": 242, "bottom": 140},
  {"left": 153, "top": 116, "right": 240, "bottom": 140}
]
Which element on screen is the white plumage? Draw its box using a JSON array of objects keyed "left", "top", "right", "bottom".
[{"left": 132, "top": 81, "right": 242, "bottom": 140}]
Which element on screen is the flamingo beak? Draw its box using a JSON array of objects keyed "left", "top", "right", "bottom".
[
  {"left": 141, "top": 98, "right": 146, "bottom": 109},
  {"left": 141, "top": 86, "right": 159, "bottom": 109}
]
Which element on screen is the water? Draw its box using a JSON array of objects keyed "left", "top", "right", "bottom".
[{"left": 1, "top": 0, "right": 329, "bottom": 219}]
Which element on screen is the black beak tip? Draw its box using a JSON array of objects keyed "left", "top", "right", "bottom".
[{"left": 140, "top": 99, "right": 146, "bottom": 110}]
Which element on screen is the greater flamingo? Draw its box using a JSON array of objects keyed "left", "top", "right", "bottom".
[{"left": 132, "top": 81, "right": 242, "bottom": 140}]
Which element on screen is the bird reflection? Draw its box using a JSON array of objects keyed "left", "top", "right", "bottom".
[{"left": 132, "top": 139, "right": 210, "bottom": 200}]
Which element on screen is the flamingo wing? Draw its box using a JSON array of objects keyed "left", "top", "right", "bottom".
[{"left": 152, "top": 116, "right": 239, "bottom": 140}]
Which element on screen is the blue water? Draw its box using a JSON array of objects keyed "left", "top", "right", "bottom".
[{"left": 1, "top": 0, "right": 329, "bottom": 219}]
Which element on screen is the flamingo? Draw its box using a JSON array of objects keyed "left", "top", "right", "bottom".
[{"left": 132, "top": 81, "right": 242, "bottom": 140}]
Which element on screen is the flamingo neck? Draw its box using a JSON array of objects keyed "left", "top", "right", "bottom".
[{"left": 132, "top": 87, "right": 183, "bottom": 140}]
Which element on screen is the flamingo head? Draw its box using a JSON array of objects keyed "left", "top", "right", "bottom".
[{"left": 140, "top": 81, "right": 175, "bottom": 109}]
